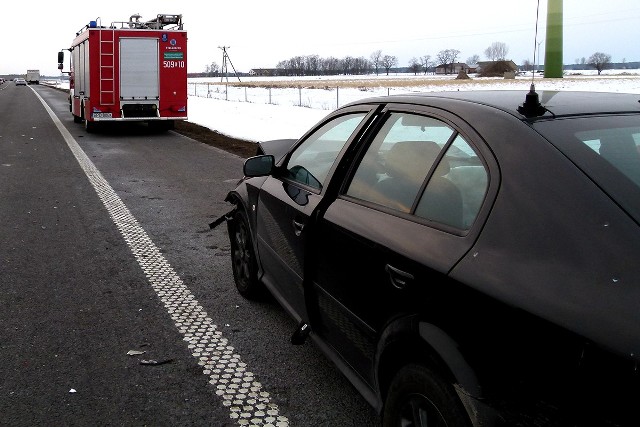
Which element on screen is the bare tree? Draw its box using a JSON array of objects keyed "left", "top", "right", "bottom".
[
  {"left": 436, "top": 50, "right": 449, "bottom": 72},
  {"left": 370, "top": 50, "right": 383, "bottom": 76},
  {"left": 276, "top": 59, "right": 292, "bottom": 76},
  {"left": 588, "top": 52, "right": 612, "bottom": 75},
  {"left": 271, "top": 53, "right": 375, "bottom": 77},
  {"left": 450, "top": 49, "right": 461, "bottom": 65},
  {"left": 305, "top": 55, "right": 320, "bottom": 76},
  {"left": 352, "top": 56, "right": 372, "bottom": 75},
  {"left": 341, "top": 56, "right": 354, "bottom": 75},
  {"left": 381, "top": 55, "right": 398, "bottom": 75},
  {"left": 290, "top": 56, "right": 305, "bottom": 76},
  {"left": 466, "top": 54, "right": 480, "bottom": 67},
  {"left": 408, "top": 57, "right": 422, "bottom": 75},
  {"left": 420, "top": 55, "right": 432, "bottom": 75},
  {"left": 484, "top": 42, "right": 509, "bottom": 61},
  {"left": 522, "top": 59, "right": 533, "bottom": 72},
  {"left": 321, "top": 57, "right": 340, "bottom": 75},
  {"left": 205, "top": 61, "right": 219, "bottom": 76},
  {"left": 436, "top": 49, "right": 460, "bottom": 74}
]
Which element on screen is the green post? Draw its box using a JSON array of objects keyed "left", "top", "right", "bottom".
[{"left": 544, "top": 0, "right": 563, "bottom": 78}]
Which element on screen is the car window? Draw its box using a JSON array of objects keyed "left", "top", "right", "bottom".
[
  {"left": 533, "top": 117, "right": 640, "bottom": 223},
  {"left": 575, "top": 127, "right": 640, "bottom": 186},
  {"left": 347, "top": 112, "right": 488, "bottom": 230},
  {"left": 415, "top": 134, "right": 488, "bottom": 229},
  {"left": 285, "top": 113, "right": 367, "bottom": 190},
  {"left": 347, "top": 112, "right": 453, "bottom": 212}
]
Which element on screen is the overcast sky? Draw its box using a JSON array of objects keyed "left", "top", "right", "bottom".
[{"left": 2, "top": 0, "right": 638, "bottom": 76}]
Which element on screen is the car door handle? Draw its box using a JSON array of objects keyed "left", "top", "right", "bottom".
[
  {"left": 385, "top": 264, "right": 414, "bottom": 290},
  {"left": 292, "top": 219, "right": 305, "bottom": 236}
]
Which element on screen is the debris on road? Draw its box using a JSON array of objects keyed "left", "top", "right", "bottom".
[{"left": 140, "top": 359, "right": 174, "bottom": 366}]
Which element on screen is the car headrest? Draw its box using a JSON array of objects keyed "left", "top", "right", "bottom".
[{"left": 386, "top": 141, "right": 449, "bottom": 179}]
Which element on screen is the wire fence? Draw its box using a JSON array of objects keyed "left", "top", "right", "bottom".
[{"left": 187, "top": 82, "right": 395, "bottom": 110}]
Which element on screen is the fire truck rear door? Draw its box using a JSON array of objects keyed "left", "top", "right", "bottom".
[{"left": 120, "top": 38, "right": 159, "bottom": 99}]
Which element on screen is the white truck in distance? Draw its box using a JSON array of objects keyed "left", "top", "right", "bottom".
[{"left": 26, "top": 70, "right": 40, "bottom": 84}]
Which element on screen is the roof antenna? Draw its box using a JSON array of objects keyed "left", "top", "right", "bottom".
[
  {"left": 518, "top": 0, "right": 546, "bottom": 117},
  {"left": 531, "top": 0, "right": 541, "bottom": 87}
]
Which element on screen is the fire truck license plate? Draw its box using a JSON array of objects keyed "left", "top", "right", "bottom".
[{"left": 93, "top": 113, "right": 113, "bottom": 119}]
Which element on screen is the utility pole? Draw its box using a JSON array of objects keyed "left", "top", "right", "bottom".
[{"left": 219, "top": 46, "right": 241, "bottom": 83}]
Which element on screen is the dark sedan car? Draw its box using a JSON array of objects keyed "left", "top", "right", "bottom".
[{"left": 218, "top": 89, "right": 640, "bottom": 426}]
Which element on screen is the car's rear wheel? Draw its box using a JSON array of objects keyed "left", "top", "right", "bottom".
[
  {"left": 230, "top": 209, "right": 262, "bottom": 299},
  {"left": 382, "top": 364, "right": 471, "bottom": 427}
]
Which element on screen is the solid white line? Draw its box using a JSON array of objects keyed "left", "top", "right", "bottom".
[{"left": 32, "top": 87, "right": 289, "bottom": 427}]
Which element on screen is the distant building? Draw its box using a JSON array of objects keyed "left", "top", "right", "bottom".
[
  {"left": 435, "top": 63, "right": 470, "bottom": 75},
  {"left": 249, "top": 68, "right": 278, "bottom": 77},
  {"left": 476, "top": 60, "right": 519, "bottom": 76}
]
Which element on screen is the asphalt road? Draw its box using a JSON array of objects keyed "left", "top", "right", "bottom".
[{"left": 0, "top": 83, "right": 378, "bottom": 426}]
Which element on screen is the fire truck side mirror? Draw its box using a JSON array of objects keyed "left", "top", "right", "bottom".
[{"left": 58, "top": 51, "right": 64, "bottom": 64}]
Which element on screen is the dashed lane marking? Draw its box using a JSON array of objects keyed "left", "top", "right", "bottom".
[{"left": 33, "top": 88, "right": 289, "bottom": 427}]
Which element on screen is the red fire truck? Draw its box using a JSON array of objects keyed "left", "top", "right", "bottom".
[{"left": 58, "top": 14, "right": 187, "bottom": 132}]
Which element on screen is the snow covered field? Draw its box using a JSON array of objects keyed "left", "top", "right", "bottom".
[
  {"left": 187, "top": 72, "right": 640, "bottom": 142},
  {"left": 48, "top": 71, "right": 640, "bottom": 143}
]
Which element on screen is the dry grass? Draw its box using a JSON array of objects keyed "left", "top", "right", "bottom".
[
  {"left": 206, "top": 77, "right": 509, "bottom": 89},
  {"left": 197, "top": 73, "right": 640, "bottom": 90}
]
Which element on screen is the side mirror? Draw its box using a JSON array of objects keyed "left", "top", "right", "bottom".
[
  {"left": 57, "top": 51, "right": 64, "bottom": 70},
  {"left": 243, "top": 155, "right": 274, "bottom": 177}
]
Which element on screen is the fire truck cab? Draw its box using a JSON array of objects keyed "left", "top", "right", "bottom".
[{"left": 59, "top": 14, "right": 187, "bottom": 132}]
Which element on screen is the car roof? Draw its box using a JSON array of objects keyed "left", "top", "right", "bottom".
[{"left": 346, "top": 90, "right": 640, "bottom": 119}]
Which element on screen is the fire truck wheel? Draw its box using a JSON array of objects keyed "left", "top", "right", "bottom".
[
  {"left": 85, "top": 120, "right": 97, "bottom": 133},
  {"left": 73, "top": 115, "right": 82, "bottom": 123}
]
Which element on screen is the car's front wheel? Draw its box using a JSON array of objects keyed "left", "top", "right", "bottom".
[
  {"left": 230, "top": 209, "right": 262, "bottom": 299},
  {"left": 382, "top": 364, "right": 471, "bottom": 427}
]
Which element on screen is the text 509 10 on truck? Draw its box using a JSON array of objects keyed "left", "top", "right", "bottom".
[{"left": 58, "top": 13, "right": 187, "bottom": 133}]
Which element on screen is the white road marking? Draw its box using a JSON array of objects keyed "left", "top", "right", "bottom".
[{"left": 33, "top": 89, "right": 289, "bottom": 427}]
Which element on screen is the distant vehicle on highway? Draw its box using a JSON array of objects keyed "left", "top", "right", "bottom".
[
  {"left": 26, "top": 69, "right": 40, "bottom": 85},
  {"left": 15, "top": 78, "right": 27, "bottom": 86},
  {"left": 219, "top": 89, "right": 640, "bottom": 426}
]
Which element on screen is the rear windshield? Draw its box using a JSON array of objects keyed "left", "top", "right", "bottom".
[{"left": 533, "top": 115, "right": 640, "bottom": 223}]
